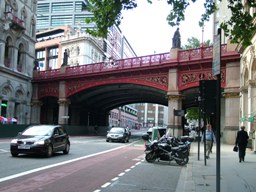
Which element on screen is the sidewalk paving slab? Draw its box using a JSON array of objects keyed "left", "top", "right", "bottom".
[{"left": 176, "top": 142, "right": 256, "bottom": 192}]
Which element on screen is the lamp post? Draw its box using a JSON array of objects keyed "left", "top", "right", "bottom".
[{"left": 201, "top": 26, "right": 204, "bottom": 47}]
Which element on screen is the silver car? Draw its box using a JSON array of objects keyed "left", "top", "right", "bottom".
[{"left": 106, "top": 127, "right": 130, "bottom": 143}]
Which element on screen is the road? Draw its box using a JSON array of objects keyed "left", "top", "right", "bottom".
[{"left": 0, "top": 129, "right": 182, "bottom": 192}]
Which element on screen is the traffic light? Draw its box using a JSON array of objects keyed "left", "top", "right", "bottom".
[{"left": 199, "top": 80, "right": 217, "bottom": 114}]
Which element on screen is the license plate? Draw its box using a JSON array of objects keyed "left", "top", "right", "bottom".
[{"left": 18, "top": 145, "right": 30, "bottom": 149}]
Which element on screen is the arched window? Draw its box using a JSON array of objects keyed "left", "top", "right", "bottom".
[
  {"left": 17, "top": 43, "right": 25, "bottom": 72},
  {"left": 32, "top": 0, "right": 37, "bottom": 12},
  {"left": 4, "top": 37, "right": 12, "bottom": 68},
  {"left": 31, "top": 17, "right": 36, "bottom": 37},
  {"left": 21, "top": 7, "right": 27, "bottom": 27}
]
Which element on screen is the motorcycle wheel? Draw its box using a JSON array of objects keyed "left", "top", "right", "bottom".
[
  {"left": 175, "top": 154, "right": 189, "bottom": 166},
  {"left": 145, "top": 152, "right": 156, "bottom": 163}
]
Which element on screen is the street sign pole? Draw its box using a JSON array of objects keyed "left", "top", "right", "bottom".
[{"left": 213, "top": 28, "right": 221, "bottom": 192}]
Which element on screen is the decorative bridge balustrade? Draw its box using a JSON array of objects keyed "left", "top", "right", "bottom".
[{"left": 33, "top": 45, "right": 228, "bottom": 80}]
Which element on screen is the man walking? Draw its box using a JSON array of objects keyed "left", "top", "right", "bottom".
[
  {"left": 202, "top": 124, "right": 215, "bottom": 159},
  {"left": 235, "top": 126, "right": 249, "bottom": 162}
]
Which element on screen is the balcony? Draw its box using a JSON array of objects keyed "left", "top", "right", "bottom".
[{"left": 4, "top": 12, "right": 25, "bottom": 31}]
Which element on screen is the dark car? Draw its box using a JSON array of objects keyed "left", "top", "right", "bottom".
[
  {"left": 10, "top": 125, "right": 70, "bottom": 157},
  {"left": 106, "top": 127, "right": 130, "bottom": 143}
]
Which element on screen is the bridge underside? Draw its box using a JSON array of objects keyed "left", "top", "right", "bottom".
[
  {"left": 40, "top": 82, "right": 199, "bottom": 126},
  {"left": 69, "top": 83, "right": 168, "bottom": 126}
]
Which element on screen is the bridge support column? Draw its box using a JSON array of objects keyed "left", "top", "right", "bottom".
[
  {"left": 58, "top": 99, "right": 70, "bottom": 125},
  {"left": 222, "top": 92, "right": 240, "bottom": 144},
  {"left": 58, "top": 81, "right": 70, "bottom": 125},
  {"left": 166, "top": 68, "right": 183, "bottom": 137},
  {"left": 166, "top": 95, "right": 183, "bottom": 137},
  {"left": 222, "top": 61, "right": 241, "bottom": 144},
  {"left": 31, "top": 100, "right": 42, "bottom": 124}
]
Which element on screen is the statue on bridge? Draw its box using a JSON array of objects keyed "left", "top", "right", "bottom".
[
  {"left": 62, "top": 49, "right": 69, "bottom": 66},
  {"left": 172, "top": 28, "right": 181, "bottom": 49}
]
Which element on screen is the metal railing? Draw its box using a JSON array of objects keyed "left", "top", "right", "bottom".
[{"left": 33, "top": 45, "right": 229, "bottom": 80}]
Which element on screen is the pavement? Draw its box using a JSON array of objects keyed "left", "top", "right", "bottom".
[{"left": 176, "top": 142, "right": 256, "bottom": 192}]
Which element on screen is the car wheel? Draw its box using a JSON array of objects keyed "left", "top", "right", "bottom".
[
  {"left": 63, "top": 142, "right": 70, "bottom": 154},
  {"left": 46, "top": 144, "right": 53, "bottom": 157},
  {"left": 11, "top": 151, "right": 19, "bottom": 157}
]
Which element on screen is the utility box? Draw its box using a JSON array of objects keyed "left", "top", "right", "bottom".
[{"left": 151, "top": 128, "right": 159, "bottom": 141}]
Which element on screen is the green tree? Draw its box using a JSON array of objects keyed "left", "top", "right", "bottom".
[
  {"left": 182, "top": 37, "right": 212, "bottom": 49},
  {"left": 85, "top": 0, "right": 256, "bottom": 48},
  {"left": 186, "top": 107, "right": 199, "bottom": 121}
]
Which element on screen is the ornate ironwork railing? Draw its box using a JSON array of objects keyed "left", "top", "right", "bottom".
[{"left": 33, "top": 45, "right": 230, "bottom": 80}]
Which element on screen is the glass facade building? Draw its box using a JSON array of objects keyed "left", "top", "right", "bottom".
[{"left": 37, "top": 0, "right": 92, "bottom": 32}]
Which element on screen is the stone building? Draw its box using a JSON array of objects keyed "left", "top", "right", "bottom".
[{"left": 0, "top": 0, "right": 36, "bottom": 124}]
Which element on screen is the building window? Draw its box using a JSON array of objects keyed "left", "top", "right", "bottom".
[
  {"left": 37, "top": 3, "right": 49, "bottom": 13},
  {"left": 17, "top": 43, "right": 25, "bottom": 72},
  {"left": 37, "top": 16, "right": 49, "bottom": 30},
  {"left": 1, "top": 100, "right": 7, "bottom": 117},
  {"left": 52, "top": 2, "right": 73, "bottom": 13},
  {"left": 36, "top": 50, "right": 45, "bottom": 70},
  {"left": 48, "top": 47, "right": 58, "bottom": 69},
  {"left": 51, "top": 15, "right": 72, "bottom": 27}
]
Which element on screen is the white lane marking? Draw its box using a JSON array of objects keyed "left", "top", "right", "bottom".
[
  {"left": 111, "top": 177, "right": 119, "bottom": 181},
  {"left": 101, "top": 182, "right": 111, "bottom": 188},
  {"left": 0, "top": 149, "right": 8, "bottom": 153},
  {"left": 0, "top": 145, "right": 128, "bottom": 183},
  {"left": 95, "top": 154, "right": 145, "bottom": 192},
  {"left": 118, "top": 172, "right": 125, "bottom": 177}
]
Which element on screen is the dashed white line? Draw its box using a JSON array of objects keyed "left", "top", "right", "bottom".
[
  {"left": 101, "top": 182, "right": 111, "bottom": 188},
  {"left": 111, "top": 177, "right": 119, "bottom": 181},
  {"left": 118, "top": 172, "right": 125, "bottom": 177}
]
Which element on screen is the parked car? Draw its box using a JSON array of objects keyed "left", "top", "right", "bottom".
[
  {"left": 10, "top": 125, "right": 70, "bottom": 157},
  {"left": 106, "top": 127, "right": 130, "bottom": 143}
]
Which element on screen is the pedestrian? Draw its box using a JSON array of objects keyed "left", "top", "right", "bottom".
[
  {"left": 235, "top": 126, "right": 249, "bottom": 162},
  {"left": 201, "top": 124, "right": 216, "bottom": 159}
]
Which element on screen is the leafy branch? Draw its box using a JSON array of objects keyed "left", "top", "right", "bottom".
[{"left": 85, "top": 0, "right": 256, "bottom": 49}]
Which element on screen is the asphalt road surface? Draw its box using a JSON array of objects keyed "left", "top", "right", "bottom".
[{"left": 0, "top": 130, "right": 182, "bottom": 192}]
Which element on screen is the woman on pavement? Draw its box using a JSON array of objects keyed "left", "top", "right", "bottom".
[{"left": 235, "top": 126, "right": 249, "bottom": 162}]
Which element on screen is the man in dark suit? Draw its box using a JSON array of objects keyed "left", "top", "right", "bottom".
[{"left": 235, "top": 126, "right": 249, "bottom": 162}]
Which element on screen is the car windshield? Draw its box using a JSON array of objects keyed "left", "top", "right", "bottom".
[
  {"left": 22, "top": 126, "right": 53, "bottom": 136},
  {"left": 109, "top": 128, "right": 124, "bottom": 134}
]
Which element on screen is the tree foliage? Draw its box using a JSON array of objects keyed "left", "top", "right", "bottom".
[
  {"left": 85, "top": 0, "right": 256, "bottom": 48},
  {"left": 185, "top": 107, "right": 199, "bottom": 121},
  {"left": 182, "top": 37, "right": 212, "bottom": 49}
]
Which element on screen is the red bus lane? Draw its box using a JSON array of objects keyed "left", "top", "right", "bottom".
[{"left": 0, "top": 145, "right": 145, "bottom": 192}]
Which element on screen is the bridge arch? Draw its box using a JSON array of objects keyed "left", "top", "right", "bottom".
[{"left": 31, "top": 44, "right": 241, "bottom": 142}]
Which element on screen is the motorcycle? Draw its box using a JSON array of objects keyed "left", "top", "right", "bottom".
[{"left": 142, "top": 134, "right": 189, "bottom": 166}]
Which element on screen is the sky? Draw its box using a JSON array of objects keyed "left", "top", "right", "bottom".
[{"left": 120, "top": 0, "right": 213, "bottom": 56}]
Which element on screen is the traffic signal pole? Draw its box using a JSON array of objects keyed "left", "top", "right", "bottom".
[{"left": 215, "top": 28, "right": 221, "bottom": 192}]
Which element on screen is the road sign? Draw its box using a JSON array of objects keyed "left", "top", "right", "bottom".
[
  {"left": 212, "top": 33, "right": 221, "bottom": 76},
  {"left": 174, "top": 110, "right": 185, "bottom": 116}
]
